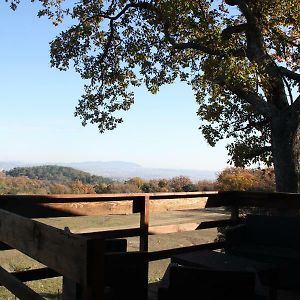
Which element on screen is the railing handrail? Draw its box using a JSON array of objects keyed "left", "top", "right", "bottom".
[{"left": 1, "top": 191, "right": 300, "bottom": 299}]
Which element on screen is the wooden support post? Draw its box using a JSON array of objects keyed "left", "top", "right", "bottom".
[
  {"left": 230, "top": 206, "right": 239, "bottom": 222},
  {"left": 139, "top": 195, "right": 150, "bottom": 252},
  {"left": 62, "top": 238, "right": 105, "bottom": 300}
]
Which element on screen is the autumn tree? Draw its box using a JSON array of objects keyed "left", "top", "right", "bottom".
[
  {"left": 10, "top": 0, "right": 300, "bottom": 192},
  {"left": 217, "top": 167, "right": 275, "bottom": 191}
]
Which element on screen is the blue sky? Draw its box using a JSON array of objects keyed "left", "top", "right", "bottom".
[{"left": 0, "top": 2, "right": 229, "bottom": 171}]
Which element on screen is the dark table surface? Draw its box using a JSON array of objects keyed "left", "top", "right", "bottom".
[{"left": 171, "top": 250, "right": 277, "bottom": 287}]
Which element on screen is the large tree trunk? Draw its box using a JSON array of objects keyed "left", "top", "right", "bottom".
[{"left": 271, "top": 111, "right": 300, "bottom": 192}]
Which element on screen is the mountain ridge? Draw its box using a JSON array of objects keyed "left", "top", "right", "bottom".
[{"left": 0, "top": 160, "right": 217, "bottom": 181}]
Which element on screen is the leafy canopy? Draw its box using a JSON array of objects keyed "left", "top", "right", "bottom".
[{"left": 9, "top": 0, "right": 300, "bottom": 166}]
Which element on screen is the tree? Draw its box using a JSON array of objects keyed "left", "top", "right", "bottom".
[
  {"left": 169, "top": 176, "right": 195, "bottom": 192},
  {"left": 10, "top": 1, "right": 300, "bottom": 192},
  {"left": 217, "top": 167, "right": 275, "bottom": 191}
]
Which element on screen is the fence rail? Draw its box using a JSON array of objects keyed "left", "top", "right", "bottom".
[{"left": 0, "top": 191, "right": 299, "bottom": 299}]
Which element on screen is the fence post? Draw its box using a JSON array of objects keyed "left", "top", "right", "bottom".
[
  {"left": 139, "top": 195, "right": 150, "bottom": 252},
  {"left": 62, "top": 238, "right": 105, "bottom": 300},
  {"left": 230, "top": 206, "right": 239, "bottom": 222}
]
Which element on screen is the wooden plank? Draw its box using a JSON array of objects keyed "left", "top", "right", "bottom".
[
  {"left": 148, "top": 219, "right": 235, "bottom": 235},
  {"left": 0, "top": 241, "right": 11, "bottom": 250},
  {"left": 148, "top": 241, "right": 225, "bottom": 261},
  {"left": 0, "top": 268, "right": 60, "bottom": 285},
  {"left": 0, "top": 266, "right": 44, "bottom": 300},
  {"left": 0, "top": 194, "right": 144, "bottom": 218},
  {"left": 218, "top": 191, "right": 300, "bottom": 209},
  {"left": 1, "top": 191, "right": 300, "bottom": 218},
  {"left": 0, "top": 209, "right": 87, "bottom": 284},
  {"left": 0, "top": 193, "right": 218, "bottom": 218},
  {"left": 76, "top": 227, "right": 141, "bottom": 239}
]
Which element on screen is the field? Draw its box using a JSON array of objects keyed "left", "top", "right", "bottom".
[{"left": 0, "top": 209, "right": 227, "bottom": 299}]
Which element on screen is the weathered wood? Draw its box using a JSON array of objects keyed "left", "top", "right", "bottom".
[
  {"left": 105, "top": 252, "right": 148, "bottom": 300},
  {"left": 0, "top": 192, "right": 219, "bottom": 218},
  {"left": 84, "top": 238, "right": 105, "bottom": 300},
  {"left": 148, "top": 219, "right": 235, "bottom": 235},
  {"left": 0, "top": 241, "right": 11, "bottom": 250},
  {"left": 230, "top": 206, "right": 239, "bottom": 221},
  {"left": 140, "top": 195, "right": 150, "bottom": 252},
  {"left": 0, "top": 266, "right": 44, "bottom": 300},
  {"left": 77, "top": 227, "right": 141, "bottom": 239},
  {"left": 218, "top": 191, "right": 300, "bottom": 209},
  {"left": 148, "top": 241, "right": 225, "bottom": 261},
  {"left": 0, "top": 267, "right": 60, "bottom": 285},
  {"left": 62, "top": 238, "right": 105, "bottom": 300},
  {"left": 0, "top": 209, "right": 87, "bottom": 284}
]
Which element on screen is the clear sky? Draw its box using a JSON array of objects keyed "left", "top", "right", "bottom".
[{"left": 0, "top": 2, "right": 230, "bottom": 171}]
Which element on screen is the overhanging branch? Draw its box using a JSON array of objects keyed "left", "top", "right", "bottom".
[
  {"left": 221, "top": 24, "right": 248, "bottom": 40},
  {"left": 214, "top": 78, "right": 273, "bottom": 118},
  {"left": 279, "top": 67, "right": 300, "bottom": 83},
  {"left": 243, "top": 146, "right": 272, "bottom": 160},
  {"left": 291, "top": 95, "right": 300, "bottom": 113},
  {"left": 163, "top": 21, "right": 246, "bottom": 57}
]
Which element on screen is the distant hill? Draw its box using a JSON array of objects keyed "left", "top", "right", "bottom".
[
  {"left": 0, "top": 161, "right": 25, "bottom": 171},
  {"left": 1, "top": 160, "right": 217, "bottom": 181},
  {"left": 65, "top": 161, "right": 217, "bottom": 181},
  {"left": 6, "top": 165, "right": 113, "bottom": 185}
]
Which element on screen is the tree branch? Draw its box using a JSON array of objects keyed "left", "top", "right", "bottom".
[
  {"left": 243, "top": 146, "right": 272, "bottom": 160},
  {"left": 279, "top": 67, "right": 300, "bottom": 83},
  {"left": 163, "top": 21, "right": 246, "bottom": 57},
  {"left": 291, "top": 95, "right": 300, "bottom": 113},
  {"left": 225, "top": 0, "right": 240, "bottom": 6},
  {"left": 215, "top": 77, "right": 273, "bottom": 117},
  {"left": 221, "top": 24, "right": 248, "bottom": 40}
]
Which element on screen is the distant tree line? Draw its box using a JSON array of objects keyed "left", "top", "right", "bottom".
[
  {"left": 6, "top": 165, "right": 113, "bottom": 185},
  {"left": 0, "top": 165, "right": 275, "bottom": 195}
]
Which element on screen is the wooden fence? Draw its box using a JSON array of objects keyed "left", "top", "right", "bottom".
[{"left": 0, "top": 191, "right": 299, "bottom": 299}]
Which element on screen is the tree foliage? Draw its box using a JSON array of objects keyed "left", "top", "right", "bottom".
[
  {"left": 33, "top": 0, "right": 299, "bottom": 170},
  {"left": 7, "top": 0, "right": 300, "bottom": 191},
  {"left": 217, "top": 167, "right": 275, "bottom": 191},
  {"left": 6, "top": 165, "right": 113, "bottom": 185}
]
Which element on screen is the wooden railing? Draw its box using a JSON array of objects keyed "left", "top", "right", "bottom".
[{"left": 0, "top": 191, "right": 299, "bottom": 299}]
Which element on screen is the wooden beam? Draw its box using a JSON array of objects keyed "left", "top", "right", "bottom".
[
  {"left": 0, "top": 209, "right": 88, "bottom": 285},
  {"left": 148, "top": 241, "right": 225, "bottom": 261},
  {"left": 217, "top": 191, "right": 300, "bottom": 209},
  {"left": 76, "top": 227, "right": 141, "bottom": 239},
  {"left": 0, "top": 266, "right": 44, "bottom": 300},
  {"left": 0, "top": 267, "right": 60, "bottom": 285},
  {"left": 0, "top": 241, "right": 11, "bottom": 250},
  {"left": 0, "top": 193, "right": 219, "bottom": 218},
  {"left": 148, "top": 219, "right": 235, "bottom": 235}
]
